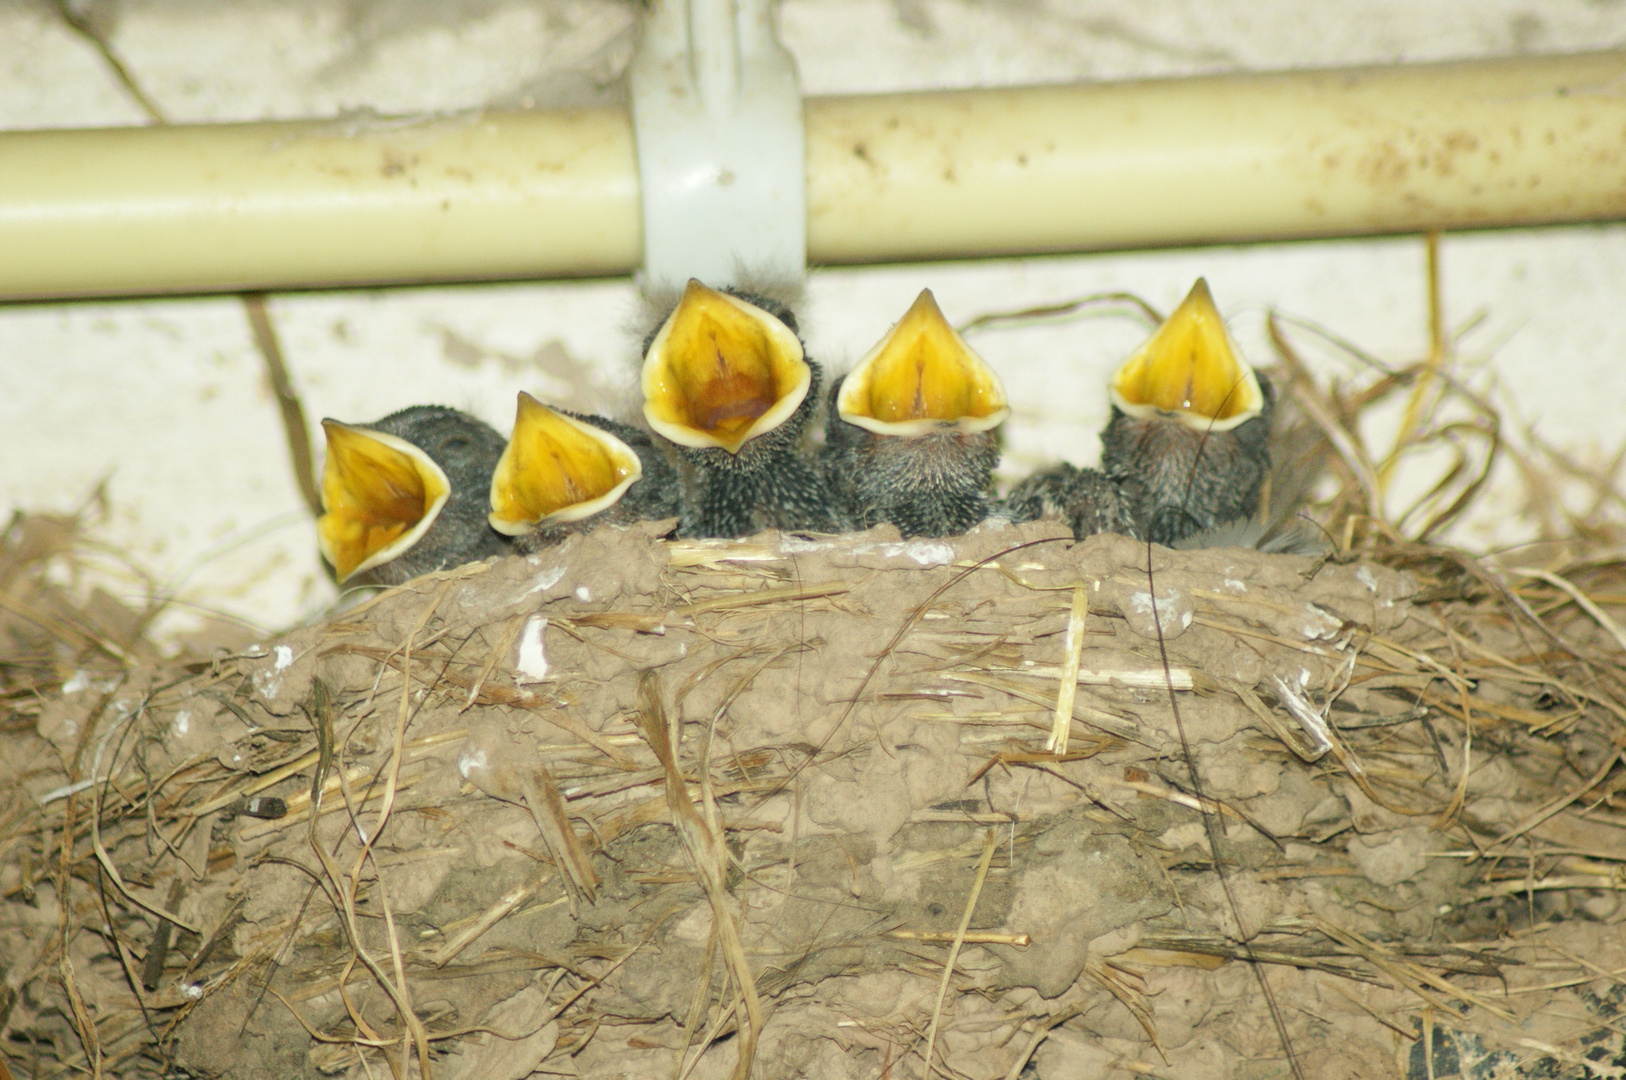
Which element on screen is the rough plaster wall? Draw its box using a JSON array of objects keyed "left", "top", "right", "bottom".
[{"left": 2, "top": 0, "right": 1624, "bottom": 641}]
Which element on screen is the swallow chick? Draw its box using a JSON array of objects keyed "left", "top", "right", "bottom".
[
  {"left": 1099, "top": 278, "right": 1274, "bottom": 546},
  {"left": 824, "top": 289, "right": 1009, "bottom": 537},
  {"left": 317, "top": 406, "right": 510, "bottom": 587},
  {"left": 1003, "top": 462, "right": 1138, "bottom": 540},
  {"left": 487, "top": 391, "right": 681, "bottom": 550},
  {"left": 642, "top": 279, "right": 844, "bottom": 538}
]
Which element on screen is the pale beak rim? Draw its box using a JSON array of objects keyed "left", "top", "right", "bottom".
[
  {"left": 640, "top": 284, "right": 811, "bottom": 455},
  {"left": 317, "top": 421, "right": 452, "bottom": 584},
  {"left": 835, "top": 289, "right": 1009, "bottom": 438},
  {"left": 487, "top": 399, "right": 645, "bottom": 536}
]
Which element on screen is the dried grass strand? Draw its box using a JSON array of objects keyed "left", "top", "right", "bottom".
[
  {"left": 922, "top": 828, "right": 998, "bottom": 1080},
  {"left": 1508, "top": 567, "right": 1626, "bottom": 658},
  {"left": 1046, "top": 585, "right": 1088, "bottom": 753},
  {"left": 1312, "top": 916, "right": 1512, "bottom": 1021},
  {"left": 637, "top": 672, "right": 763, "bottom": 1080},
  {"left": 1483, "top": 742, "right": 1625, "bottom": 855},
  {"left": 999, "top": 1004, "right": 1085, "bottom": 1080}
]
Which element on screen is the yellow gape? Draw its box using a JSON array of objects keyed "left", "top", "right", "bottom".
[
  {"left": 488, "top": 393, "right": 643, "bottom": 534},
  {"left": 317, "top": 421, "right": 450, "bottom": 582},
  {"left": 1110, "top": 278, "right": 1264, "bottom": 433},
  {"left": 641, "top": 279, "right": 811, "bottom": 454},
  {"left": 837, "top": 288, "right": 1009, "bottom": 436}
]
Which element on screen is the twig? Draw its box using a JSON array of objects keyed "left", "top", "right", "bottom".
[
  {"left": 1312, "top": 916, "right": 1513, "bottom": 1021},
  {"left": 87, "top": 711, "right": 200, "bottom": 933},
  {"left": 1472, "top": 874, "right": 1626, "bottom": 899},
  {"left": 463, "top": 613, "right": 527, "bottom": 712},
  {"left": 51, "top": 0, "right": 164, "bottom": 123},
  {"left": 956, "top": 290, "right": 1164, "bottom": 335},
  {"left": 244, "top": 295, "right": 322, "bottom": 519},
  {"left": 1282, "top": 372, "right": 1384, "bottom": 524}
]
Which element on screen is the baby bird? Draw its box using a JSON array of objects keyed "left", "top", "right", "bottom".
[
  {"left": 317, "top": 406, "right": 510, "bottom": 586},
  {"left": 1099, "top": 278, "right": 1273, "bottom": 545},
  {"left": 824, "top": 289, "right": 1009, "bottom": 537},
  {"left": 1004, "top": 463, "right": 1138, "bottom": 540},
  {"left": 487, "top": 391, "right": 681, "bottom": 549},
  {"left": 641, "top": 279, "right": 844, "bottom": 538}
]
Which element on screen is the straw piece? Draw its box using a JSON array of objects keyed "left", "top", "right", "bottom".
[
  {"left": 890, "top": 929, "right": 1029, "bottom": 946},
  {"left": 1227, "top": 679, "right": 1328, "bottom": 763},
  {"left": 1312, "top": 916, "right": 1513, "bottom": 1021},
  {"left": 1507, "top": 567, "right": 1626, "bottom": 657},
  {"left": 518, "top": 761, "right": 600, "bottom": 906},
  {"left": 1006, "top": 665, "right": 1196, "bottom": 690},
  {"left": 922, "top": 828, "right": 998, "bottom": 1080},
  {"left": 635, "top": 672, "right": 762, "bottom": 1080},
  {"left": 426, "top": 877, "right": 549, "bottom": 967},
  {"left": 1047, "top": 585, "right": 1089, "bottom": 754},
  {"left": 672, "top": 581, "right": 849, "bottom": 617},
  {"left": 462, "top": 612, "right": 527, "bottom": 712},
  {"left": 940, "top": 670, "right": 1154, "bottom": 748},
  {"left": 1482, "top": 743, "right": 1625, "bottom": 854}
]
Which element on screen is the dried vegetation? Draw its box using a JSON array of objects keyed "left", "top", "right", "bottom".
[{"left": 6, "top": 260, "right": 1626, "bottom": 1080}]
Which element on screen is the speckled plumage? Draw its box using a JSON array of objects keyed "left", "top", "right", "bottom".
[
  {"left": 1003, "top": 462, "right": 1138, "bottom": 540},
  {"left": 673, "top": 444, "right": 844, "bottom": 538},
  {"left": 823, "top": 374, "right": 1000, "bottom": 537},
  {"left": 349, "top": 406, "right": 511, "bottom": 586},
  {"left": 644, "top": 290, "right": 846, "bottom": 539},
  {"left": 1100, "top": 371, "right": 1276, "bottom": 546},
  {"left": 510, "top": 411, "right": 683, "bottom": 553},
  {"left": 665, "top": 354, "right": 845, "bottom": 537}
]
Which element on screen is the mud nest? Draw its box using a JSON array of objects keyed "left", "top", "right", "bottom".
[{"left": 6, "top": 514, "right": 1626, "bottom": 1080}]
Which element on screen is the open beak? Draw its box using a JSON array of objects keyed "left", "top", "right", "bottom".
[
  {"left": 837, "top": 289, "right": 1009, "bottom": 436},
  {"left": 488, "top": 393, "right": 644, "bottom": 535},
  {"left": 1109, "top": 278, "right": 1264, "bottom": 433},
  {"left": 317, "top": 420, "right": 451, "bottom": 583},
  {"left": 641, "top": 279, "right": 811, "bottom": 455}
]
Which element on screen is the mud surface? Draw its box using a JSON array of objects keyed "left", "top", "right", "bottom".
[{"left": 4, "top": 522, "right": 1626, "bottom": 1079}]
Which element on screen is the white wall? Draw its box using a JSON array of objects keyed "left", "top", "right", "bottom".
[{"left": 3, "top": 0, "right": 1623, "bottom": 643}]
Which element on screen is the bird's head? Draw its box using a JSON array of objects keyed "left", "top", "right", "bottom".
[
  {"left": 316, "top": 420, "right": 451, "bottom": 583},
  {"left": 836, "top": 289, "right": 1009, "bottom": 437},
  {"left": 487, "top": 393, "right": 644, "bottom": 535},
  {"left": 1109, "top": 278, "right": 1264, "bottom": 433},
  {"left": 641, "top": 279, "right": 812, "bottom": 455}
]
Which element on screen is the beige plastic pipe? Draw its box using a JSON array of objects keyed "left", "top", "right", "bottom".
[
  {"left": 807, "top": 49, "right": 1626, "bottom": 262},
  {"left": 0, "top": 110, "right": 643, "bottom": 298},
  {"left": 1, "top": 51, "right": 1623, "bottom": 299}
]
